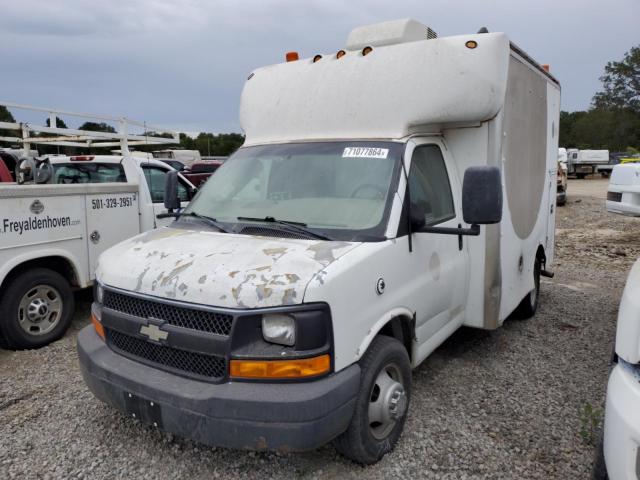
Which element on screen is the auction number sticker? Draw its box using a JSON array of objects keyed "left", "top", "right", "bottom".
[
  {"left": 91, "top": 194, "right": 136, "bottom": 210},
  {"left": 342, "top": 147, "right": 389, "bottom": 159}
]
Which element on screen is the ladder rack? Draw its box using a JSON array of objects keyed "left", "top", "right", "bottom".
[{"left": 0, "top": 101, "right": 179, "bottom": 156}]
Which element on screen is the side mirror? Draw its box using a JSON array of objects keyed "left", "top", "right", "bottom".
[
  {"left": 164, "top": 171, "right": 181, "bottom": 211},
  {"left": 462, "top": 166, "right": 502, "bottom": 225}
]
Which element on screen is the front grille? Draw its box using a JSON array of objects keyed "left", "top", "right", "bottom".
[
  {"left": 240, "top": 226, "right": 310, "bottom": 240},
  {"left": 103, "top": 290, "right": 233, "bottom": 336},
  {"left": 107, "top": 329, "right": 226, "bottom": 380},
  {"left": 607, "top": 191, "right": 622, "bottom": 202}
]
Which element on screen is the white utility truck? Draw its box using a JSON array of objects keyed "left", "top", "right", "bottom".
[
  {"left": 78, "top": 19, "right": 560, "bottom": 464},
  {"left": 567, "top": 148, "right": 609, "bottom": 179},
  {"left": 606, "top": 163, "right": 640, "bottom": 216},
  {"left": 0, "top": 104, "right": 196, "bottom": 349}
]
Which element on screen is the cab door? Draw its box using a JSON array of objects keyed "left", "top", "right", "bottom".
[
  {"left": 403, "top": 140, "right": 470, "bottom": 363},
  {"left": 141, "top": 165, "right": 192, "bottom": 228}
]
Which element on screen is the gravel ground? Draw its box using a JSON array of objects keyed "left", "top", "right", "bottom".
[{"left": 2, "top": 177, "right": 639, "bottom": 479}]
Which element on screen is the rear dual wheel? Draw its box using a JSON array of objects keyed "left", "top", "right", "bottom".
[
  {"left": 514, "top": 258, "right": 541, "bottom": 319},
  {"left": 333, "top": 335, "right": 411, "bottom": 464}
]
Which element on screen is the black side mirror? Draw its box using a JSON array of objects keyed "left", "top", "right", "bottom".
[
  {"left": 462, "top": 166, "right": 502, "bottom": 225},
  {"left": 164, "top": 171, "right": 181, "bottom": 211}
]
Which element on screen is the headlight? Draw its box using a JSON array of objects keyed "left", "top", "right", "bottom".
[
  {"left": 95, "top": 282, "right": 104, "bottom": 304},
  {"left": 262, "top": 313, "right": 296, "bottom": 346}
]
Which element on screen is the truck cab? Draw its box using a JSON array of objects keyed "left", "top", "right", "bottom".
[{"left": 78, "top": 19, "right": 560, "bottom": 464}]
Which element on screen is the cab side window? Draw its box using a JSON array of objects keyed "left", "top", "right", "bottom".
[
  {"left": 408, "top": 146, "right": 455, "bottom": 225},
  {"left": 142, "top": 166, "right": 189, "bottom": 203}
]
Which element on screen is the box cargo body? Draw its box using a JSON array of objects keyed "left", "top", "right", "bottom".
[{"left": 79, "top": 19, "right": 560, "bottom": 463}]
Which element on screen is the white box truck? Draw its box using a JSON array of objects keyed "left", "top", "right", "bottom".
[
  {"left": 567, "top": 149, "right": 609, "bottom": 179},
  {"left": 78, "top": 19, "right": 560, "bottom": 464}
]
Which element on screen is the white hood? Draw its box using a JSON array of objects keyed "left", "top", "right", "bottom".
[{"left": 97, "top": 227, "right": 359, "bottom": 309}]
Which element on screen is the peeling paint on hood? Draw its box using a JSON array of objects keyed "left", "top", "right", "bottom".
[{"left": 97, "top": 227, "right": 360, "bottom": 308}]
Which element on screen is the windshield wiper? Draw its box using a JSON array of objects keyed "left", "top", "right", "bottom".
[
  {"left": 181, "top": 212, "right": 228, "bottom": 233},
  {"left": 237, "top": 216, "right": 332, "bottom": 241}
]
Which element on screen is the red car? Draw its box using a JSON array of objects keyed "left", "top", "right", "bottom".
[{"left": 182, "top": 159, "right": 224, "bottom": 187}]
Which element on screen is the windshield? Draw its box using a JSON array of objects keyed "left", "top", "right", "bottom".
[
  {"left": 183, "top": 142, "right": 402, "bottom": 241},
  {"left": 53, "top": 163, "right": 126, "bottom": 184}
]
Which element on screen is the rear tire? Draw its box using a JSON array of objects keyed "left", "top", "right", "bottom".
[
  {"left": 514, "top": 258, "right": 541, "bottom": 319},
  {"left": 333, "top": 335, "right": 411, "bottom": 465},
  {"left": 0, "top": 268, "right": 74, "bottom": 349},
  {"left": 592, "top": 433, "right": 608, "bottom": 479}
]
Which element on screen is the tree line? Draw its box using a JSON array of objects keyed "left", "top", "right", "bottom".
[{"left": 560, "top": 45, "right": 639, "bottom": 153}]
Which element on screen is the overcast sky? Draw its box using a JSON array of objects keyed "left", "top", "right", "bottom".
[{"left": 1, "top": 0, "right": 638, "bottom": 134}]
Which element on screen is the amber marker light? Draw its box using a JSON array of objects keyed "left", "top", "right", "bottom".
[
  {"left": 465, "top": 40, "right": 478, "bottom": 49},
  {"left": 313, "top": 54, "right": 323, "bottom": 63},
  {"left": 362, "top": 46, "right": 373, "bottom": 56},
  {"left": 230, "top": 354, "right": 331, "bottom": 379},
  {"left": 91, "top": 312, "right": 105, "bottom": 340},
  {"left": 542, "top": 64, "right": 550, "bottom": 72},
  {"left": 336, "top": 49, "right": 346, "bottom": 59},
  {"left": 285, "top": 51, "right": 299, "bottom": 62}
]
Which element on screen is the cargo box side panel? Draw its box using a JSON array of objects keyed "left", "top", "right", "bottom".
[{"left": 498, "top": 53, "right": 556, "bottom": 321}]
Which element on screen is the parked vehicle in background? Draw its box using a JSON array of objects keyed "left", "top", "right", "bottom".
[
  {"left": 598, "top": 151, "right": 627, "bottom": 178},
  {"left": 182, "top": 158, "right": 224, "bottom": 186},
  {"left": 79, "top": 19, "right": 560, "bottom": 464},
  {"left": 557, "top": 159, "right": 567, "bottom": 205},
  {"left": 606, "top": 163, "right": 640, "bottom": 216},
  {"left": 157, "top": 159, "right": 186, "bottom": 172},
  {"left": 0, "top": 103, "right": 196, "bottom": 349},
  {"left": 594, "top": 259, "right": 640, "bottom": 480},
  {"left": 152, "top": 149, "right": 201, "bottom": 168},
  {"left": 567, "top": 149, "right": 609, "bottom": 179}
]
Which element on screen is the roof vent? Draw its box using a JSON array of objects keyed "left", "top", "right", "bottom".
[{"left": 346, "top": 19, "right": 438, "bottom": 50}]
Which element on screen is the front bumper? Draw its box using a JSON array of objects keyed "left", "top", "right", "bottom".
[
  {"left": 603, "top": 361, "right": 640, "bottom": 479},
  {"left": 77, "top": 326, "right": 361, "bottom": 451}
]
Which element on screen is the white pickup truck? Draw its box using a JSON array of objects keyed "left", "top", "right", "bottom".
[
  {"left": 0, "top": 154, "right": 196, "bottom": 349},
  {"left": 78, "top": 19, "right": 559, "bottom": 464}
]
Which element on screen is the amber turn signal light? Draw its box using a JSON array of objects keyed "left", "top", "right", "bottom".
[
  {"left": 285, "top": 51, "right": 299, "bottom": 62},
  {"left": 230, "top": 354, "right": 331, "bottom": 379},
  {"left": 465, "top": 40, "right": 478, "bottom": 49},
  {"left": 91, "top": 312, "right": 105, "bottom": 340}
]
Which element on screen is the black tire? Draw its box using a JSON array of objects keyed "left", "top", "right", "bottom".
[
  {"left": 592, "top": 433, "right": 608, "bottom": 479},
  {"left": 0, "top": 268, "right": 74, "bottom": 349},
  {"left": 514, "top": 258, "right": 541, "bottom": 319},
  {"left": 333, "top": 335, "right": 411, "bottom": 465}
]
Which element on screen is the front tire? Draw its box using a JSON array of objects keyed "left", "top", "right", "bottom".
[
  {"left": 514, "top": 258, "right": 541, "bottom": 319},
  {"left": 0, "top": 268, "right": 74, "bottom": 349},
  {"left": 333, "top": 335, "right": 411, "bottom": 464}
]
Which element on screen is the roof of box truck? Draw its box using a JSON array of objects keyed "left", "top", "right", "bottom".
[{"left": 240, "top": 19, "right": 557, "bottom": 146}]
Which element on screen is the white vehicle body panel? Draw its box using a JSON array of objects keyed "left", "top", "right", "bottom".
[
  {"left": 607, "top": 164, "right": 640, "bottom": 216},
  {"left": 603, "top": 260, "right": 640, "bottom": 478}
]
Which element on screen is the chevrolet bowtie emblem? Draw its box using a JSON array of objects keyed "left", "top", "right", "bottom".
[{"left": 140, "top": 323, "right": 168, "bottom": 342}]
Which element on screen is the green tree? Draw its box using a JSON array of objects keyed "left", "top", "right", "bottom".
[
  {"left": 592, "top": 45, "right": 640, "bottom": 113},
  {"left": 0, "top": 105, "right": 16, "bottom": 140},
  {"left": 78, "top": 122, "right": 116, "bottom": 133},
  {"left": 45, "top": 117, "right": 68, "bottom": 128}
]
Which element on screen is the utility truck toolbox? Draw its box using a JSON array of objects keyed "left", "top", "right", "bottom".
[{"left": 79, "top": 19, "right": 560, "bottom": 464}]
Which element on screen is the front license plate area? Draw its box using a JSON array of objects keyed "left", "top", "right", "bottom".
[{"left": 124, "top": 391, "right": 163, "bottom": 428}]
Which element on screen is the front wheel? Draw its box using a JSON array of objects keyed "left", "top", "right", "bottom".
[
  {"left": 514, "top": 258, "right": 541, "bottom": 319},
  {"left": 0, "top": 268, "right": 74, "bottom": 349},
  {"left": 333, "top": 335, "right": 411, "bottom": 464}
]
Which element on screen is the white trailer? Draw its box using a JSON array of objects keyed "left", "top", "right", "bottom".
[
  {"left": 0, "top": 104, "right": 196, "bottom": 349},
  {"left": 567, "top": 149, "right": 609, "bottom": 178},
  {"left": 79, "top": 19, "right": 560, "bottom": 463}
]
